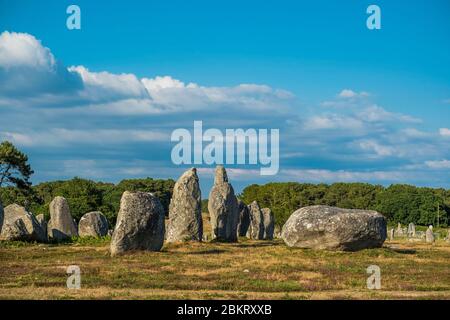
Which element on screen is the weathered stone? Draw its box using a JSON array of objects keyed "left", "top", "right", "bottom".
[
  {"left": 166, "top": 168, "right": 203, "bottom": 242},
  {"left": 48, "top": 196, "right": 78, "bottom": 240},
  {"left": 236, "top": 199, "right": 250, "bottom": 237},
  {"left": 396, "top": 223, "right": 403, "bottom": 236},
  {"left": 0, "top": 204, "right": 46, "bottom": 242},
  {"left": 407, "top": 223, "right": 416, "bottom": 238},
  {"left": 425, "top": 225, "right": 435, "bottom": 243},
  {"left": 247, "top": 201, "right": 264, "bottom": 240},
  {"left": 78, "top": 211, "right": 109, "bottom": 238},
  {"left": 35, "top": 214, "right": 48, "bottom": 240},
  {"left": 261, "top": 208, "right": 275, "bottom": 240},
  {"left": 110, "top": 191, "right": 165, "bottom": 256},
  {"left": 274, "top": 225, "right": 282, "bottom": 239},
  {"left": 446, "top": 229, "right": 450, "bottom": 243},
  {"left": 281, "top": 205, "right": 387, "bottom": 251},
  {"left": 208, "top": 166, "right": 239, "bottom": 242},
  {"left": 389, "top": 228, "right": 395, "bottom": 241}
]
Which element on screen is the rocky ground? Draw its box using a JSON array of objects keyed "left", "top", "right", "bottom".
[{"left": 0, "top": 236, "right": 449, "bottom": 300}]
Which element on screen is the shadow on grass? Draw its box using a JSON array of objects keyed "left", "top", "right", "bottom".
[
  {"left": 186, "top": 249, "right": 227, "bottom": 255},
  {"left": 232, "top": 241, "right": 281, "bottom": 249},
  {"left": 385, "top": 247, "right": 416, "bottom": 254}
]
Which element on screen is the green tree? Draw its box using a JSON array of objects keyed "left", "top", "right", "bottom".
[{"left": 0, "top": 141, "right": 34, "bottom": 190}]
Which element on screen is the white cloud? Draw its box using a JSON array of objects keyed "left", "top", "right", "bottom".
[
  {"left": 304, "top": 114, "right": 364, "bottom": 131},
  {"left": 141, "top": 75, "right": 294, "bottom": 112},
  {"left": 358, "top": 139, "right": 395, "bottom": 157},
  {"left": 439, "top": 128, "right": 450, "bottom": 137},
  {"left": 0, "top": 31, "right": 55, "bottom": 69},
  {"left": 142, "top": 75, "right": 187, "bottom": 91},
  {"left": 357, "top": 105, "right": 421, "bottom": 123},
  {"left": 281, "top": 169, "right": 406, "bottom": 182},
  {"left": 400, "top": 128, "right": 431, "bottom": 138},
  {"left": 338, "top": 89, "right": 369, "bottom": 99},
  {"left": 425, "top": 159, "right": 450, "bottom": 169},
  {"left": 69, "top": 65, "right": 148, "bottom": 100},
  {"left": 0, "top": 129, "right": 168, "bottom": 147}
]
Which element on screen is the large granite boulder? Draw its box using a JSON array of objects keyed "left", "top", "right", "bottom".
[
  {"left": 281, "top": 205, "right": 387, "bottom": 251},
  {"left": 166, "top": 168, "right": 203, "bottom": 242},
  {"left": 48, "top": 196, "right": 78, "bottom": 240},
  {"left": 261, "top": 208, "right": 275, "bottom": 240},
  {"left": 0, "top": 204, "right": 47, "bottom": 242},
  {"left": 237, "top": 199, "right": 250, "bottom": 237},
  {"left": 78, "top": 211, "right": 109, "bottom": 238},
  {"left": 247, "top": 201, "right": 264, "bottom": 240},
  {"left": 208, "top": 166, "right": 239, "bottom": 242},
  {"left": 110, "top": 191, "right": 165, "bottom": 256}
]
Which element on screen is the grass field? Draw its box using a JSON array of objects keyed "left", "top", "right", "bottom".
[{"left": 0, "top": 236, "right": 449, "bottom": 300}]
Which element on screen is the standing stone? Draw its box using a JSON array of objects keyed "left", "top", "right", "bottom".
[
  {"left": 208, "top": 166, "right": 239, "bottom": 242},
  {"left": 35, "top": 214, "right": 48, "bottom": 240},
  {"left": 281, "top": 205, "right": 387, "bottom": 251},
  {"left": 0, "top": 200, "right": 3, "bottom": 235},
  {"left": 446, "top": 229, "right": 450, "bottom": 243},
  {"left": 425, "top": 225, "right": 435, "bottom": 243},
  {"left": 396, "top": 223, "right": 403, "bottom": 236},
  {"left": 236, "top": 199, "right": 250, "bottom": 237},
  {"left": 110, "top": 191, "right": 165, "bottom": 256},
  {"left": 407, "top": 223, "right": 416, "bottom": 238},
  {"left": 274, "top": 225, "right": 282, "bottom": 239},
  {"left": 389, "top": 228, "right": 395, "bottom": 241},
  {"left": 48, "top": 196, "right": 78, "bottom": 240},
  {"left": 166, "top": 168, "right": 203, "bottom": 242},
  {"left": 78, "top": 211, "right": 109, "bottom": 238},
  {"left": 247, "top": 201, "right": 265, "bottom": 240},
  {"left": 261, "top": 208, "right": 275, "bottom": 240},
  {"left": 0, "top": 204, "right": 46, "bottom": 242}
]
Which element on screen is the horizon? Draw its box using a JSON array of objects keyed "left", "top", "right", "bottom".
[{"left": 1, "top": 0, "right": 449, "bottom": 193}]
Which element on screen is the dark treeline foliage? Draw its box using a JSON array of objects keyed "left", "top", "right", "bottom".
[
  {"left": 0, "top": 177, "right": 175, "bottom": 225},
  {"left": 240, "top": 183, "right": 450, "bottom": 228}
]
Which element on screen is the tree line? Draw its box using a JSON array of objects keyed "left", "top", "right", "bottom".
[
  {"left": 239, "top": 182, "right": 450, "bottom": 228},
  {"left": 0, "top": 177, "right": 175, "bottom": 226}
]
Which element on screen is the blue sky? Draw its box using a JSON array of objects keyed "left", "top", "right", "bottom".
[{"left": 0, "top": 0, "right": 449, "bottom": 193}]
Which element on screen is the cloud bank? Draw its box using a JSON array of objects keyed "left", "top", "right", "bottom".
[{"left": 0, "top": 31, "right": 449, "bottom": 190}]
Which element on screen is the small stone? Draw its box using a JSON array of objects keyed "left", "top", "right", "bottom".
[
  {"left": 389, "top": 228, "right": 395, "bottom": 241},
  {"left": 78, "top": 211, "right": 109, "bottom": 238},
  {"left": 407, "top": 223, "right": 416, "bottom": 238},
  {"left": 236, "top": 199, "right": 250, "bottom": 237},
  {"left": 261, "top": 208, "right": 275, "bottom": 240},
  {"left": 425, "top": 225, "right": 435, "bottom": 243}
]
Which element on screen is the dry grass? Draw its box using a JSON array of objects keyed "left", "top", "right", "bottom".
[{"left": 0, "top": 238, "right": 449, "bottom": 300}]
